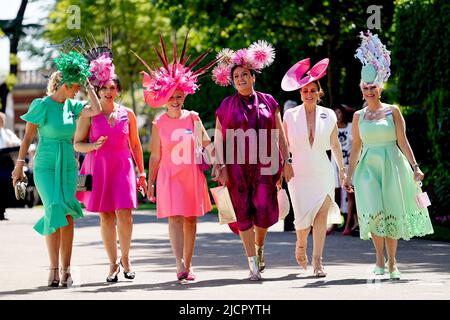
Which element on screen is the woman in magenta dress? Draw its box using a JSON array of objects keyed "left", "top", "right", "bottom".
[
  {"left": 75, "top": 39, "right": 146, "bottom": 282},
  {"left": 211, "top": 41, "right": 293, "bottom": 281},
  {"left": 136, "top": 33, "right": 218, "bottom": 282}
]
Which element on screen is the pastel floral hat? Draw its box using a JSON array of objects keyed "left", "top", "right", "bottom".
[
  {"left": 133, "top": 32, "right": 220, "bottom": 108},
  {"left": 354, "top": 30, "right": 391, "bottom": 85},
  {"left": 211, "top": 40, "right": 276, "bottom": 87}
]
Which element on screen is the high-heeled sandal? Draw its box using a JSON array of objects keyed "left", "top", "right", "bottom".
[
  {"left": 120, "top": 259, "right": 135, "bottom": 280},
  {"left": 185, "top": 268, "right": 196, "bottom": 281},
  {"left": 312, "top": 257, "right": 327, "bottom": 277},
  {"left": 247, "top": 256, "right": 261, "bottom": 281},
  {"left": 48, "top": 267, "right": 60, "bottom": 287},
  {"left": 295, "top": 246, "right": 308, "bottom": 270},
  {"left": 60, "top": 267, "right": 73, "bottom": 287},
  {"left": 106, "top": 263, "right": 120, "bottom": 283},
  {"left": 387, "top": 260, "right": 401, "bottom": 280}
]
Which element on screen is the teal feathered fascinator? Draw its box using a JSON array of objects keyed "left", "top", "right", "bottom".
[{"left": 54, "top": 51, "right": 91, "bottom": 86}]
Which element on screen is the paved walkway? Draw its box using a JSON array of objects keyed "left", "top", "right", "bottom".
[{"left": 0, "top": 207, "right": 449, "bottom": 300}]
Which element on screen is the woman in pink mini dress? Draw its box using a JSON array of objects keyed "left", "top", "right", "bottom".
[
  {"left": 136, "top": 33, "right": 218, "bottom": 282},
  {"left": 75, "top": 41, "right": 146, "bottom": 283}
]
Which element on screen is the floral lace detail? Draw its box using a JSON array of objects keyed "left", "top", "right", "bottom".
[{"left": 358, "top": 209, "right": 434, "bottom": 241}]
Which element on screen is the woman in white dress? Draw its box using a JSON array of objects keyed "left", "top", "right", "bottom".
[{"left": 281, "top": 58, "right": 346, "bottom": 277}]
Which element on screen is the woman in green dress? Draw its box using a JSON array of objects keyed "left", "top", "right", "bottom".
[
  {"left": 11, "top": 51, "right": 101, "bottom": 287},
  {"left": 345, "top": 32, "right": 433, "bottom": 280}
]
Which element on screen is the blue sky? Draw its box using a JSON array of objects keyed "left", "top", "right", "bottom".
[{"left": 0, "top": 0, "right": 54, "bottom": 74}]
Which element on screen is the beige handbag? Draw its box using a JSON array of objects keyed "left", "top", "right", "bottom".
[
  {"left": 210, "top": 186, "right": 237, "bottom": 224},
  {"left": 277, "top": 187, "right": 290, "bottom": 220}
]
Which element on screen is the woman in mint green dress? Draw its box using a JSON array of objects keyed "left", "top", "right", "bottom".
[
  {"left": 11, "top": 51, "right": 101, "bottom": 287},
  {"left": 345, "top": 31, "right": 433, "bottom": 280}
]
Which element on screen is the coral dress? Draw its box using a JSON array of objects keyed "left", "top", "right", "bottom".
[
  {"left": 353, "top": 105, "right": 433, "bottom": 240},
  {"left": 152, "top": 109, "right": 212, "bottom": 218},
  {"left": 284, "top": 104, "right": 342, "bottom": 230},
  {"left": 21, "top": 97, "right": 86, "bottom": 235},
  {"left": 77, "top": 106, "right": 137, "bottom": 212}
]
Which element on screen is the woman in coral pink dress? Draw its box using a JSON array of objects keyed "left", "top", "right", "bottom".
[
  {"left": 136, "top": 33, "right": 217, "bottom": 282},
  {"left": 75, "top": 39, "right": 146, "bottom": 283}
]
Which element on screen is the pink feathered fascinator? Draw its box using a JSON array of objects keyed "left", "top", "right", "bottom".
[
  {"left": 81, "top": 29, "right": 117, "bottom": 87},
  {"left": 212, "top": 40, "right": 275, "bottom": 87},
  {"left": 281, "top": 58, "right": 329, "bottom": 91},
  {"left": 132, "top": 32, "right": 220, "bottom": 108}
]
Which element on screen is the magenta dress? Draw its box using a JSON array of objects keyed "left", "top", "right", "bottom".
[
  {"left": 216, "top": 92, "right": 282, "bottom": 232},
  {"left": 152, "top": 109, "right": 212, "bottom": 218},
  {"left": 77, "top": 106, "right": 137, "bottom": 212}
]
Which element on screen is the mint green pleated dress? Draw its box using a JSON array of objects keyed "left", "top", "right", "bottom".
[
  {"left": 21, "top": 96, "right": 86, "bottom": 236},
  {"left": 353, "top": 106, "right": 433, "bottom": 240}
]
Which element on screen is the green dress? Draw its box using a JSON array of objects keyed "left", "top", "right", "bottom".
[
  {"left": 21, "top": 96, "right": 86, "bottom": 236},
  {"left": 353, "top": 105, "right": 433, "bottom": 240}
]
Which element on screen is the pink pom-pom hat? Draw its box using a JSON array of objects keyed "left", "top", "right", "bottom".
[{"left": 212, "top": 40, "right": 275, "bottom": 87}]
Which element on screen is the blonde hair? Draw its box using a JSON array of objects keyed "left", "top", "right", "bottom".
[{"left": 46, "top": 71, "right": 63, "bottom": 96}]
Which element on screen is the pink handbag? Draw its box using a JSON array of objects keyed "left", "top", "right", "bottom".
[{"left": 416, "top": 181, "right": 431, "bottom": 208}]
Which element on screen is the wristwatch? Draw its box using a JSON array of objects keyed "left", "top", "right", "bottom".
[{"left": 284, "top": 158, "right": 293, "bottom": 165}]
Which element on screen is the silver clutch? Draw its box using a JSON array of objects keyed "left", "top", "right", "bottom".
[{"left": 14, "top": 176, "right": 28, "bottom": 200}]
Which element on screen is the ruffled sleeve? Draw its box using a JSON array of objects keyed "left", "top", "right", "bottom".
[
  {"left": 190, "top": 110, "right": 200, "bottom": 121},
  {"left": 67, "top": 99, "right": 88, "bottom": 120},
  {"left": 20, "top": 98, "right": 46, "bottom": 126}
]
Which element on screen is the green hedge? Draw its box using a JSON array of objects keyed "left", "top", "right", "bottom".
[{"left": 393, "top": 0, "right": 450, "bottom": 222}]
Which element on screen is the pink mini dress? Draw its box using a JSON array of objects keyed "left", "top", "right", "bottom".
[
  {"left": 152, "top": 109, "right": 212, "bottom": 218},
  {"left": 77, "top": 106, "right": 138, "bottom": 212}
]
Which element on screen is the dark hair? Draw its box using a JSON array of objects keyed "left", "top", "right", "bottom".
[
  {"left": 95, "top": 77, "right": 122, "bottom": 97},
  {"left": 230, "top": 65, "right": 256, "bottom": 78},
  {"left": 332, "top": 104, "right": 355, "bottom": 124}
]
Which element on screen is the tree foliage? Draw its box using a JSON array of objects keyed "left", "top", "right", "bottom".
[{"left": 392, "top": 0, "right": 450, "bottom": 218}]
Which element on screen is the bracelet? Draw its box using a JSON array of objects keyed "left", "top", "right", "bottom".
[
  {"left": 17, "top": 159, "right": 25, "bottom": 163},
  {"left": 139, "top": 172, "right": 146, "bottom": 178},
  {"left": 412, "top": 163, "right": 419, "bottom": 169}
]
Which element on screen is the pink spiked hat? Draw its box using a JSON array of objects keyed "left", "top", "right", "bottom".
[{"left": 133, "top": 32, "right": 220, "bottom": 108}]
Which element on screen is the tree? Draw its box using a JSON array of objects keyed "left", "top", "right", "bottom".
[
  {"left": 0, "top": 0, "right": 39, "bottom": 112},
  {"left": 154, "top": 0, "right": 395, "bottom": 112},
  {"left": 44, "top": 0, "right": 202, "bottom": 113}
]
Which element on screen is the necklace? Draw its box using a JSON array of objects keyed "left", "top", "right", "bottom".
[{"left": 366, "top": 104, "right": 384, "bottom": 116}]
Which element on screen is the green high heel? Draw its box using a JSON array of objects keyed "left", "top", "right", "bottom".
[
  {"left": 373, "top": 266, "right": 385, "bottom": 275},
  {"left": 389, "top": 269, "right": 401, "bottom": 280}
]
